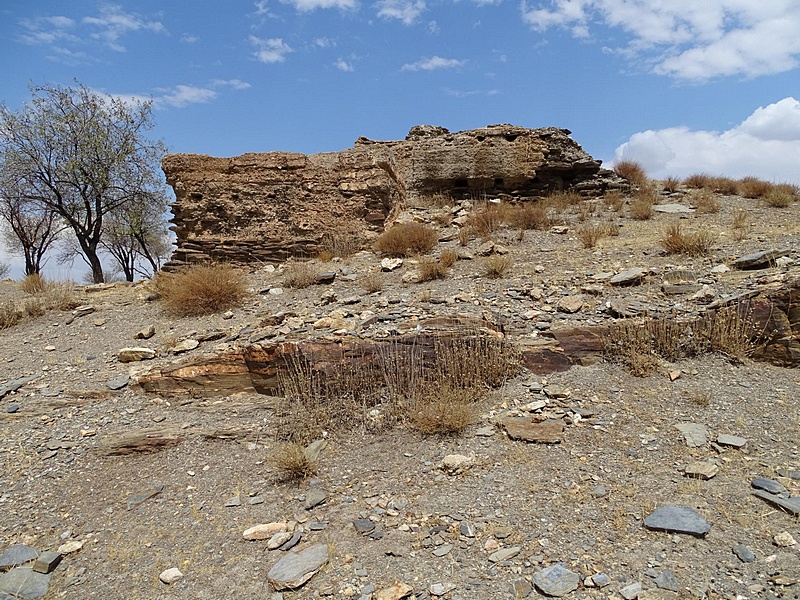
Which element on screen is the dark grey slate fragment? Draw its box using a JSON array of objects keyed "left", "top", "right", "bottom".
[
  {"left": 655, "top": 569, "right": 680, "bottom": 592},
  {"left": 126, "top": 485, "right": 165, "bottom": 509},
  {"left": 353, "top": 518, "right": 375, "bottom": 534},
  {"left": 278, "top": 532, "right": 302, "bottom": 551},
  {"left": 644, "top": 506, "right": 711, "bottom": 536},
  {"left": 752, "top": 490, "right": 800, "bottom": 515},
  {"left": 32, "top": 551, "right": 61, "bottom": 574},
  {"left": 732, "top": 248, "right": 790, "bottom": 270},
  {"left": 732, "top": 544, "right": 756, "bottom": 563},
  {"left": 0, "top": 545, "right": 38, "bottom": 568},
  {"left": 0, "top": 376, "right": 37, "bottom": 400},
  {"left": 751, "top": 477, "right": 786, "bottom": 494},
  {"left": 0, "top": 567, "right": 51, "bottom": 600},
  {"left": 532, "top": 563, "right": 580, "bottom": 597},
  {"left": 105, "top": 374, "right": 130, "bottom": 390},
  {"left": 267, "top": 544, "right": 329, "bottom": 591}
]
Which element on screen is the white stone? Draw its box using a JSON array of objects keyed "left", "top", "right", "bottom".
[{"left": 159, "top": 567, "right": 183, "bottom": 584}]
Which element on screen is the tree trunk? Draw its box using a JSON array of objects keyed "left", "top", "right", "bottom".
[{"left": 84, "top": 247, "right": 105, "bottom": 283}]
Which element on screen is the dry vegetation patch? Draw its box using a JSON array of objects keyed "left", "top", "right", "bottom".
[
  {"left": 481, "top": 254, "right": 512, "bottom": 278},
  {"left": 155, "top": 263, "right": 249, "bottom": 316},
  {"left": 282, "top": 260, "right": 318, "bottom": 289},
  {"left": 613, "top": 160, "right": 647, "bottom": 186},
  {"left": 660, "top": 222, "right": 715, "bottom": 256},
  {"left": 373, "top": 222, "right": 439, "bottom": 257}
]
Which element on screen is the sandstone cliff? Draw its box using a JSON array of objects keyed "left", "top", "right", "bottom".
[{"left": 162, "top": 124, "right": 624, "bottom": 268}]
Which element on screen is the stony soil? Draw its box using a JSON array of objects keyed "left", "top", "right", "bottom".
[{"left": 0, "top": 187, "right": 799, "bottom": 600}]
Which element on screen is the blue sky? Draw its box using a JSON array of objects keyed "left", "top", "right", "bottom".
[{"left": 1, "top": 1, "right": 799, "bottom": 277}]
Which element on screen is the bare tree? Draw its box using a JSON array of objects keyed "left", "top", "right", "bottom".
[
  {"left": 0, "top": 82, "right": 168, "bottom": 283},
  {"left": 0, "top": 157, "right": 64, "bottom": 275},
  {"left": 101, "top": 190, "right": 172, "bottom": 281}
]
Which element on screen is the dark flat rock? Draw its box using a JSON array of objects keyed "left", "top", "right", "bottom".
[
  {"left": 106, "top": 374, "right": 130, "bottom": 390},
  {"left": 0, "top": 567, "right": 51, "bottom": 600},
  {"left": 732, "top": 544, "right": 756, "bottom": 563},
  {"left": 732, "top": 248, "right": 790, "bottom": 270},
  {"left": 644, "top": 506, "right": 711, "bottom": 536},
  {"left": 776, "top": 468, "right": 800, "bottom": 480},
  {"left": 751, "top": 477, "right": 786, "bottom": 494},
  {"left": 752, "top": 490, "right": 800, "bottom": 515},
  {"left": 267, "top": 544, "right": 329, "bottom": 591},
  {"left": 353, "top": 518, "right": 376, "bottom": 534},
  {"left": 609, "top": 268, "right": 648, "bottom": 286},
  {"left": 0, "top": 376, "right": 37, "bottom": 400},
  {"left": 661, "top": 283, "right": 702, "bottom": 295},
  {"left": 0, "top": 545, "right": 38, "bottom": 569}
]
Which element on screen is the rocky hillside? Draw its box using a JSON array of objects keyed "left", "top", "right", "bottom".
[{"left": 0, "top": 178, "right": 798, "bottom": 600}]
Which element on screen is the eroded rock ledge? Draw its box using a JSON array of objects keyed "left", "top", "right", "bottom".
[{"left": 162, "top": 125, "right": 626, "bottom": 269}]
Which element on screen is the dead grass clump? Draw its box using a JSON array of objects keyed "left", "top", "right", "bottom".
[
  {"left": 482, "top": 254, "right": 512, "bottom": 278},
  {"left": 764, "top": 189, "right": 794, "bottom": 208},
  {"left": 606, "top": 307, "right": 760, "bottom": 375},
  {"left": 711, "top": 176, "right": 739, "bottom": 195},
  {"left": 155, "top": 263, "right": 249, "bottom": 316},
  {"left": 373, "top": 222, "right": 439, "bottom": 257},
  {"left": 409, "top": 383, "right": 480, "bottom": 435},
  {"left": 546, "top": 190, "right": 583, "bottom": 211},
  {"left": 629, "top": 193, "right": 654, "bottom": 220},
  {"left": 577, "top": 224, "right": 606, "bottom": 249},
  {"left": 738, "top": 176, "right": 772, "bottom": 198},
  {"left": 692, "top": 190, "right": 721, "bottom": 214},
  {"left": 605, "top": 190, "right": 626, "bottom": 212},
  {"left": 662, "top": 176, "right": 681, "bottom": 193},
  {"left": 602, "top": 220, "right": 621, "bottom": 237},
  {"left": 774, "top": 182, "right": 799, "bottom": 196},
  {"left": 465, "top": 202, "right": 511, "bottom": 239},
  {"left": 508, "top": 202, "right": 550, "bottom": 230},
  {"left": 0, "top": 301, "right": 25, "bottom": 329},
  {"left": 731, "top": 208, "right": 750, "bottom": 241},
  {"left": 614, "top": 160, "right": 647, "bottom": 186},
  {"left": 283, "top": 260, "right": 318, "bottom": 289},
  {"left": 417, "top": 257, "right": 448, "bottom": 282},
  {"left": 359, "top": 272, "right": 384, "bottom": 293},
  {"left": 270, "top": 442, "right": 318, "bottom": 481},
  {"left": 458, "top": 227, "right": 471, "bottom": 246},
  {"left": 684, "top": 173, "right": 713, "bottom": 189},
  {"left": 19, "top": 273, "right": 47, "bottom": 295},
  {"left": 661, "top": 223, "right": 715, "bottom": 256}
]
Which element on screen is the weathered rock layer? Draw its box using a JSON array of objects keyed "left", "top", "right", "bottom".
[{"left": 162, "top": 125, "right": 625, "bottom": 269}]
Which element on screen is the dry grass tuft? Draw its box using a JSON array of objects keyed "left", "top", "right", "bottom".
[
  {"left": 692, "top": 190, "right": 721, "bottom": 214},
  {"left": 660, "top": 223, "right": 715, "bottom": 256},
  {"left": 577, "top": 224, "right": 607, "bottom": 249},
  {"left": 614, "top": 160, "right": 647, "bottom": 186},
  {"left": 465, "top": 202, "right": 511, "bottom": 239},
  {"left": 282, "top": 260, "right": 318, "bottom": 289},
  {"left": 508, "top": 202, "right": 551, "bottom": 231},
  {"left": 155, "top": 263, "right": 249, "bottom": 316},
  {"left": 270, "top": 442, "right": 318, "bottom": 481},
  {"left": 764, "top": 189, "right": 794, "bottom": 208},
  {"left": 359, "top": 272, "right": 384, "bottom": 293},
  {"left": 409, "top": 383, "right": 480, "bottom": 434},
  {"left": 373, "top": 222, "right": 439, "bottom": 257},
  {"left": 605, "top": 190, "right": 625, "bottom": 212},
  {"left": 606, "top": 306, "right": 761, "bottom": 375},
  {"left": 482, "top": 254, "right": 512, "bottom": 278},
  {"left": 738, "top": 176, "right": 772, "bottom": 198},
  {"left": 19, "top": 273, "right": 47, "bottom": 295},
  {"left": 731, "top": 208, "right": 750, "bottom": 241},
  {"left": 629, "top": 191, "right": 655, "bottom": 220},
  {"left": 711, "top": 176, "right": 739, "bottom": 195},
  {"left": 684, "top": 173, "right": 712, "bottom": 189},
  {"left": 545, "top": 190, "right": 583, "bottom": 211},
  {"left": 662, "top": 176, "right": 681, "bottom": 193},
  {"left": 275, "top": 329, "right": 520, "bottom": 441}
]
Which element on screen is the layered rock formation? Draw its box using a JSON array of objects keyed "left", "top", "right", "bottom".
[{"left": 162, "top": 125, "right": 624, "bottom": 269}]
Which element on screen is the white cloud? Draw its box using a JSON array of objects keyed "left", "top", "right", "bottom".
[
  {"left": 401, "top": 55, "right": 466, "bottom": 71},
  {"left": 334, "top": 58, "right": 355, "bottom": 71},
  {"left": 375, "top": 0, "right": 426, "bottom": 25},
  {"left": 427, "top": 20, "right": 440, "bottom": 34},
  {"left": 254, "top": 0, "right": 271, "bottom": 15},
  {"left": 444, "top": 87, "right": 500, "bottom": 97},
  {"left": 19, "top": 15, "right": 80, "bottom": 46},
  {"left": 250, "top": 36, "right": 293, "bottom": 63},
  {"left": 83, "top": 4, "right": 166, "bottom": 52},
  {"left": 614, "top": 97, "right": 800, "bottom": 185},
  {"left": 211, "top": 79, "right": 252, "bottom": 90},
  {"left": 181, "top": 34, "right": 199, "bottom": 43},
  {"left": 521, "top": 0, "right": 800, "bottom": 80},
  {"left": 155, "top": 85, "right": 218, "bottom": 109},
  {"left": 280, "top": 0, "right": 357, "bottom": 9},
  {"left": 314, "top": 37, "right": 336, "bottom": 48}
]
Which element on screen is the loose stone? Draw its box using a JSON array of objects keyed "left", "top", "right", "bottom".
[
  {"left": 267, "top": 544, "right": 329, "bottom": 591},
  {"left": 159, "top": 567, "right": 184, "bottom": 584},
  {"left": 643, "top": 506, "right": 711, "bottom": 536},
  {"left": 532, "top": 563, "right": 580, "bottom": 597},
  {"left": 32, "top": 552, "right": 61, "bottom": 574},
  {"left": 732, "top": 544, "right": 756, "bottom": 563},
  {"left": 620, "top": 582, "right": 642, "bottom": 599}
]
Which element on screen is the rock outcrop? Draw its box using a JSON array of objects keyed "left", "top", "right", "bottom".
[{"left": 162, "top": 125, "right": 625, "bottom": 269}]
